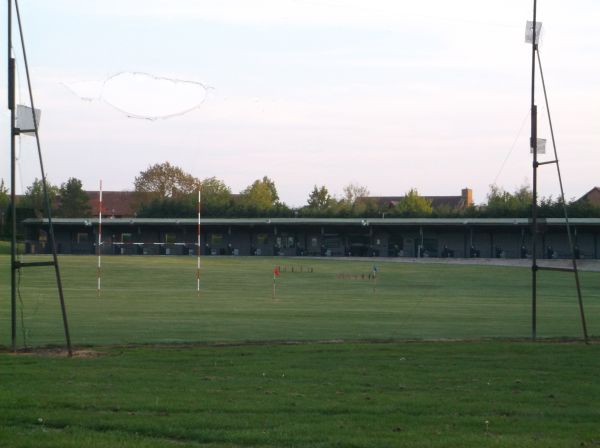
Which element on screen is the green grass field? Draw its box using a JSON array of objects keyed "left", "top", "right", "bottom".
[
  {"left": 1, "top": 255, "right": 599, "bottom": 347},
  {"left": 1, "top": 255, "right": 600, "bottom": 447},
  {"left": 2, "top": 342, "right": 600, "bottom": 447}
]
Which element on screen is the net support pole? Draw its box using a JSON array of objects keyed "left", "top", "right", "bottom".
[
  {"left": 536, "top": 50, "right": 589, "bottom": 344},
  {"left": 8, "top": 0, "right": 17, "bottom": 352},
  {"left": 529, "top": 0, "right": 538, "bottom": 341},
  {"left": 97, "top": 180, "right": 102, "bottom": 296},
  {"left": 197, "top": 189, "right": 201, "bottom": 295},
  {"left": 14, "top": 0, "right": 72, "bottom": 355}
]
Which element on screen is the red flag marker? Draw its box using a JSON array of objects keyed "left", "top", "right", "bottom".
[{"left": 272, "top": 266, "right": 280, "bottom": 299}]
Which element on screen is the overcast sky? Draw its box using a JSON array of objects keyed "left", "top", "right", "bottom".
[{"left": 1, "top": 0, "right": 599, "bottom": 206}]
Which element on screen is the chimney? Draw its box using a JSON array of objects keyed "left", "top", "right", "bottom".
[{"left": 461, "top": 188, "right": 473, "bottom": 207}]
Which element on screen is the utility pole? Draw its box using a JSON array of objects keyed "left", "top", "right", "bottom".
[{"left": 529, "top": 0, "right": 538, "bottom": 341}]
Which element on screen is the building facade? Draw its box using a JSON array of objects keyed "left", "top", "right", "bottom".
[{"left": 23, "top": 217, "right": 600, "bottom": 259}]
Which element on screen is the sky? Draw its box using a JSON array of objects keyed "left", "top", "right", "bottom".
[{"left": 1, "top": 0, "right": 599, "bottom": 206}]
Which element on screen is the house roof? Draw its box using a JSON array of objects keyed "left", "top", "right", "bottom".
[
  {"left": 366, "top": 195, "right": 467, "bottom": 209},
  {"left": 87, "top": 191, "right": 137, "bottom": 217},
  {"left": 578, "top": 187, "right": 600, "bottom": 205}
]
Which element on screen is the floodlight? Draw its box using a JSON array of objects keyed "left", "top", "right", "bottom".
[
  {"left": 15, "top": 104, "right": 41, "bottom": 134},
  {"left": 525, "top": 21, "right": 542, "bottom": 44},
  {"left": 530, "top": 138, "right": 546, "bottom": 154}
]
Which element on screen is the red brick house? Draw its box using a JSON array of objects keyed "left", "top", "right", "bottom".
[
  {"left": 365, "top": 188, "right": 474, "bottom": 210},
  {"left": 86, "top": 191, "right": 138, "bottom": 218},
  {"left": 578, "top": 187, "right": 600, "bottom": 207}
]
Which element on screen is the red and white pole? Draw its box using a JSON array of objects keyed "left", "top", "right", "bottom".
[
  {"left": 97, "top": 180, "right": 103, "bottom": 296},
  {"left": 197, "top": 188, "right": 201, "bottom": 295}
]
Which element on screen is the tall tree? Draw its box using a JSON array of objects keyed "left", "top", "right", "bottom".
[
  {"left": 0, "top": 179, "right": 8, "bottom": 211},
  {"left": 22, "top": 178, "right": 59, "bottom": 217},
  {"left": 200, "top": 177, "right": 232, "bottom": 216},
  {"left": 306, "top": 185, "right": 333, "bottom": 210},
  {"left": 342, "top": 182, "right": 370, "bottom": 206},
  {"left": 57, "top": 177, "right": 91, "bottom": 218},
  {"left": 485, "top": 184, "right": 531, "bottom": 217},
  {"left": 261, "top": 176, "right": 279, "bottom": 202},
  {"left": 395, "top": 189, "right": 433, "bottom": 217},
  {"left": 134, "top": 162, "right": 201, "bottom": 198},
  {"left": 0, "top": 180, "right": 8, "bottom": 235},
  {"left": 237, "top": 176, "right": 280, "bottom": 213}
]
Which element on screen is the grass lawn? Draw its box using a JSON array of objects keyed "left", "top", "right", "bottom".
[
  {"left": 0, "top": 255, "right": 599, "bottom": 347},
  {"left": 1, "top": 341, "right": 600, "bottom": 447},
  {"left": 1, "top": 256, "right": 599, "bottom": 446}
]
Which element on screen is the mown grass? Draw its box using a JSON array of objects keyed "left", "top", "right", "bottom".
[
  {"left": 1, "top": 255, "right": 599, "bottom": 446},
  {"left": 0, "top": 240, "right": 24, "bottom": 255},
  {"left": 0, "top": 255, "right": 599, "bottom": 347},
  {"left": 1, "top": 342, "right": 600, "bottom": 447}
]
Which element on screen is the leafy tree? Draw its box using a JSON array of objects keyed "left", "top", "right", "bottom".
[
  {"left": 484, "top": 184, "right": 531, "bottom": 217},
  {"left": 394, "top": 189, "right": 433, "bottom": 217},
  {"left": 134, "top": 162, "right": 200, "bottom": 199},
  {"left": 431, "top": 203, "right": 462, "bottom": 218},
  {"left": 0, "top": 179, "right": 7, "bottom": 198},
  {"left": 306, "top": 185, "right": 333, "bottom": 210},
  {"left": 259, "top": 176, "right": 279, "bottom": 202},
  {"left": 342, "top": 182, "right": 369, "bottom": 206},
  {"left": 22, "top": 178, "right": 59, "bottom": 217},
  {"left": 56, "top": 177, "right": 91, "bottom": 218},
  {"left": 0, "top": 179, "right": 8, "bottom": 212},
  {"left": 137, "top": 176, "right": 233, "bottom": 218},
  {"left": 137, "top": 196, "right": 196, "bottom": 218},
  {"left": 201, "top": 177, "right": 232, "bottom": 216},
  {"left": 0, "top": 179, "right": 8, "bottom": 235},
  {"left": 565, "top": 197, "right": 600, "bottom": 218},
  {"left": 237, "top": 176, "right": 280, "bottom": 214}
]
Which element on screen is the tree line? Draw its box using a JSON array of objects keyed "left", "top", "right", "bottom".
[{"left": 1, "top": 162, "right": 599, "bottom": 233}]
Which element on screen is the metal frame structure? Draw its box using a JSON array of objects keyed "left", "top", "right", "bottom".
[
  {"left": 528, "top": 0, "right": 588, "bottom": 343},
  {"left": 7, "top": 0, "right": 72, "bottom": 355}
]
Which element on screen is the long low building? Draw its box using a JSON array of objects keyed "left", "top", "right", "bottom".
[{"left": 22, "top": 217, "right": 600, "bottom": 259}]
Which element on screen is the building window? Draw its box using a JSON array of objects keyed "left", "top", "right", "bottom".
[
  {"left": 122, "top": 233, "right": 133, "bottom": 243},
  {"left": 210, "top": 234, "right": 223, "bottom": 245},
  {"left": 165, "top": 233, "right": 176, "bottom": 244},
  {"left": 77, "top": 233, "right": 89, "bottom": 243},
  {"left": 256, "top": 233, "right": 268, "bottom": 245},
  {"left": 277, "top": 235, "right": 295, "bottom": 248}
]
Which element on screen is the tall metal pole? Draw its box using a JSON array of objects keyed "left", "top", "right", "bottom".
[
  {"left": 197, "top": 188, "right": 201, "bottom": 295},
  {"left": 530, "top": 0, "right": 538, "bottom": 341},
  {"left": 97, "top": 180, "right": 102, "bottom": 296},
  {"left": 13, "top": 0, "right": 72, "bottom": 355},
  {"left": 536, "top": 50, "right": 589, "bottom": 343},
  {"left": 8, "top": 0, "right": 17, "bottom": 351}
]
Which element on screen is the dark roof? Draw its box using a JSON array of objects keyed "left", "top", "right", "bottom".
[
  {"left": 23, "top": 217, "right": 600, "bottom": 227},
  {"left": 366, "top": 195, "right": 467, "bottom": 209},
  {"left": 87, "top": 191, "right": 137, "bottom": 217},
  {"left": 578, "top": 187, "right": 600, "bottom": 206}
]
